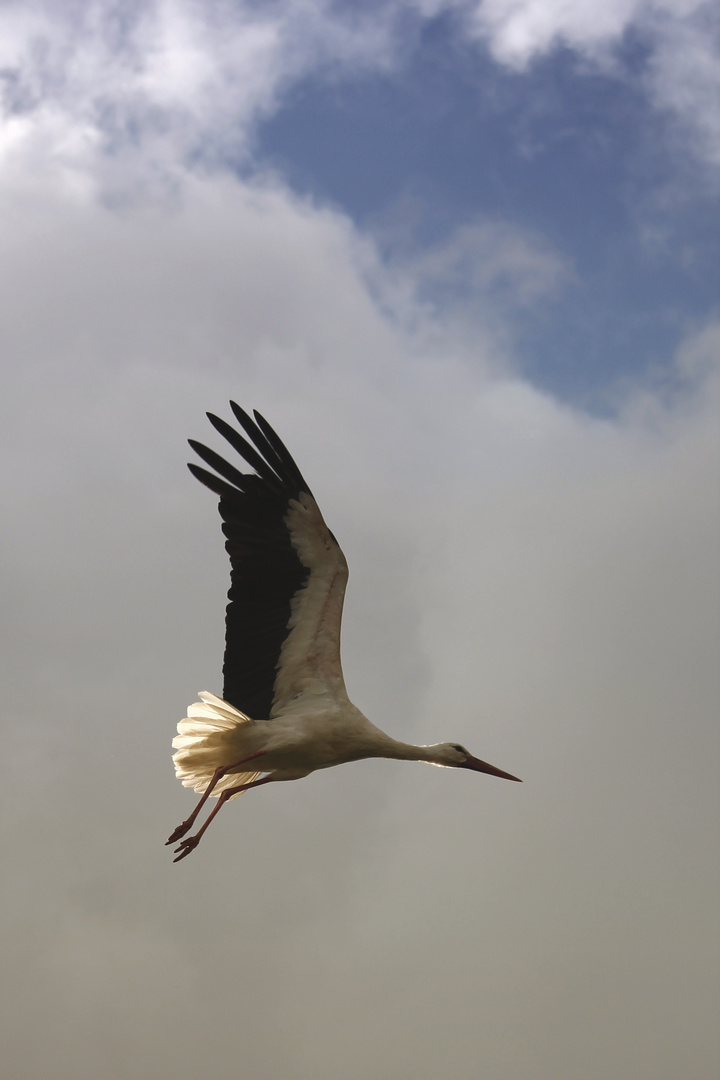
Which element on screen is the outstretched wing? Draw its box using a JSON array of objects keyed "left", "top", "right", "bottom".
[{"left": 188, "top": 403, "right": 349, "bottom": 721}]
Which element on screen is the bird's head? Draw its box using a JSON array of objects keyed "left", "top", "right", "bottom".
[{"left": 431, "top": 742, "right": 522, "bottom": 782}]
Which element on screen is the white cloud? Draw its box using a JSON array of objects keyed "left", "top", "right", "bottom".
[
  {"left": 462, "top": 0, "right": 720, "bottom": 169},
  {"left": 468, "top": 0, "right": 645, "bottom": 63},
  {"left": 646, "top": 5, "right": 720, "bottom": 168},
  {"left": 0, "top": 0, "right": 399, "bottom": 197},
  {"left": 463, "top": 0, "right": 708, "bottom": 64},
  {"left": 675, "top": 318, "right": 720, "bottom": 380},
  {"left": 393, "top": 217, "right": 571, "bottom": 304},
  {"left": 0, "top": 0, "right": 718, "bottom": 200},
  {"left": 365, "top": 215, "right": 573, "bottom": 366}
]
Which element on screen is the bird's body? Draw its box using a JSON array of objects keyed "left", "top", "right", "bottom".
[
  {"left": 177, "top": 691, "right": 483, "bottom": 784},
  {"left": 168, "top": 403, "right": 520, "bottom": 861}
]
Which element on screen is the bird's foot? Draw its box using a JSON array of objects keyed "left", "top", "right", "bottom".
[
  {"left": 173, "top": 834, "right": 201, "bottom": 863},
  {"left": 166, "top": 820, "right": 194, "bottom": 845}
]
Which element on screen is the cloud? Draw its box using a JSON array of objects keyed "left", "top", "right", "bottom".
[
  {"left": 1, "top": 0, "right": 718, "bottom": 200},
  {"left": 387, "top": 216, "right": 571, "bottom": 306},
  {"left": 645, "top": 4, "right": 720, "bottom": 168},
  {"left": 462, "top": 0, "right": 720, "bottom": 170},
  {"left": 364, "top": 213, "right": 573, "bottom": 366},
  {"left": 0, "top": 164, "right": 717, "bottom": 1078},
  {"left": 0, "top": 0, "right": 400, "bottom": 196},
  {"left": 0, "top": 5, "right": 716, "bottom": 1077}
]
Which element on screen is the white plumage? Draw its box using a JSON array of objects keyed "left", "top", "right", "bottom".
[{"left": 167, "top": 404, "right": 520, "bottom": 862}]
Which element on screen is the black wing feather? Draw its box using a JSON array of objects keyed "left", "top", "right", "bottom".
[
  {"left": 188, "top": 440, "right": 254, "bottom": 492},
  {"left": 229, "top": 401, "right": 313, "bottom": 495},
  {"left": 187, "top": 463, "right": 239, "bottom": 500},
  {"left": 188, "top": 406, "right": 312, "bottom": 720},
  {"left": 253, "top": 409, "right": 311, "bottom": 493},
  {"left": 206, "top": 413, "right": 286, "bottom": 493}
]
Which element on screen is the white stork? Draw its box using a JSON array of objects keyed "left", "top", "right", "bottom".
[{"left": 167, "top": 403, "right": 521, "bottom": 862}]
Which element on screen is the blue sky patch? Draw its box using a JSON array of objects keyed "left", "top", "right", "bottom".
[{"left": 255, "top": 14, "right": 719, "bottom": 403}]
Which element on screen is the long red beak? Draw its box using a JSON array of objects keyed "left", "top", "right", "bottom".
[{"left": 461, "top": 754, "right": 522, "bottom": 782}]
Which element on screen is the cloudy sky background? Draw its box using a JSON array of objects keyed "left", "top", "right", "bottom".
[{"left": 1, "top": 2, "right": 718, "bottom": 1077}]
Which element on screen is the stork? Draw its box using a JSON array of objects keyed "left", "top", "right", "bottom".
[{"left": 167, "top": 403, "right": 521, "bottom": 862}]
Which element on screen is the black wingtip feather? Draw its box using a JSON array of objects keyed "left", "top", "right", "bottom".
[
  {"left": 253, "top": 410, "right": 312, "bottom": 495},
  {"left": 187, "top": 405, "right": 312, "bottom": 504},
  {"left": 187, "top": 462, "right": 240, "bottom": 499},
  {"left": 228, "top": 401, "right": 294, "bottom": 491},
  {"left": 187, "top": 404, "right": 311, "bottom": 504},
  {"left": 188, "top": 439, "right": 252, "bottom": 493},
  {"left": 206, "top": 412, "right": 285, "bottom": 494}
]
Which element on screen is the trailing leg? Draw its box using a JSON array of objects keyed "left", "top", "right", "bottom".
[
  {"left": 172, "top": 775, "right": 275, "bottom": 862},
  {"left": 166, "top": 750, "right": 267, "bottom": 845}
]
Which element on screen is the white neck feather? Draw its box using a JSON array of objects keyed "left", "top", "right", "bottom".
[{"left": 378, "top": 738, "right": 447, "bottom": 765}]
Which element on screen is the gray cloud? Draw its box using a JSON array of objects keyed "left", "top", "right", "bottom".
[
  {"left": 0, "top": 164, "right": 718, "bottom": 1078},
  {"left": 0, "top": 5, "right": 717, "bottom": 1075}
]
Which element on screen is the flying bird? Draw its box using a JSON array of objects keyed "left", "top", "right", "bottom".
[{"left": 167, "top": 403, "right": 521, "bottom": 861}]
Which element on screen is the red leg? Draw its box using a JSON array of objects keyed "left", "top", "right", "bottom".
[
  {"left": 172, "top": 775, "right": 275, "bottom": 862},
  {"left": 166, "top": 750, "right": 268, "bottom": 845}
]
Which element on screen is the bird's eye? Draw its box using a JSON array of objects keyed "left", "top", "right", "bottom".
[{"left": 451, "top": 744, "right": 467, "bottom": 755}]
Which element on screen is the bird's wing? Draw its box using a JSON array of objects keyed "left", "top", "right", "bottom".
[{"left": 188, "top": 403, "right": 349, "bottom": 721}]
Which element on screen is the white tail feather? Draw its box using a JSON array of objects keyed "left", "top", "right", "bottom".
[{"left": 172, "top": 692, "right": 261, "bottom": 799}]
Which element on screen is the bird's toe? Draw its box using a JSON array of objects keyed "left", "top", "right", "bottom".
[
  {"left": 166, "top": 821, "right": 192, "bottom": 845},
  {"left": 173, "top": 836, "right": 200, "bottom": 862}
]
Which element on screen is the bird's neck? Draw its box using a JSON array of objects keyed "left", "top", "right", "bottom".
[
  {"left": 377, "top": 736, "right": 442, "bottom": 764},
  {"left": 355, "top": 717, "right": 444, "bottom": 765}
]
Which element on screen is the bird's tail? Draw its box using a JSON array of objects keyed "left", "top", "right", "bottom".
[{"left": 171, "top": 692, "right": 261, "bottom": 799}]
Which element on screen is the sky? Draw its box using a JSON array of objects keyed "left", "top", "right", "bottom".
[{"left": 0, "top": 2, "right": 718, "bottom": 1078}]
